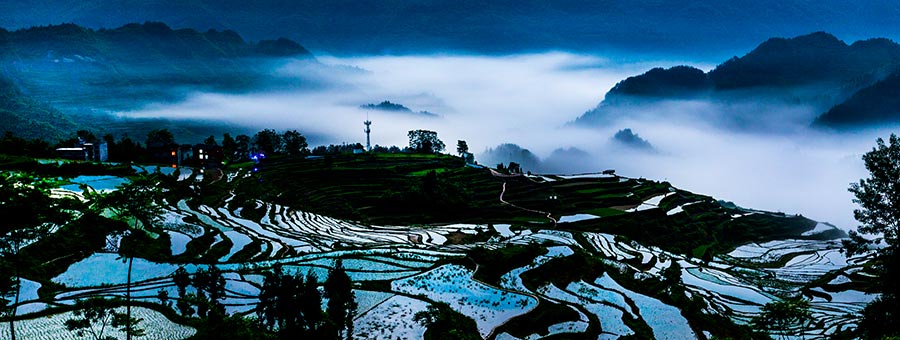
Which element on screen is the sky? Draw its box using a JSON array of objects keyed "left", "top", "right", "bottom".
[{"left": 121, "top": 52, "right": 886, "bottom": 229}]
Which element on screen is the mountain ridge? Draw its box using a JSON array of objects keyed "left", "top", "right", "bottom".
[
  {"left": 575, "top": 31, "right": 900, "bottom": 128},
  {"left": 0, "top": 22, "right": 315, "bottom": 141}
]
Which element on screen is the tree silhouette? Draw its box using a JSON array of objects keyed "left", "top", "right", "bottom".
[
  {"left": 456, "top": 140, "right": 469, "bottom": 157},
  {"left": 751, "top": 298, "right": 812, "bottom": 339},
  {"left": 281, "top": 130, "right": 308, "bottom": 157},
  {"left": 145, "top": 129, "right": 175, "bottom": 147},
  {"left": 845, "top": 134, "right": 900, "bottom": 338},
  {"left": 235, "top": 135, "right": 251, "bottom": 161},
  {"left": 65, "top": 297, "right": 144, "bottom": 340},
  {"left": 325, "top": 260, "right": 356, "bottom": 339},
  {"left": 87, "top": 174, "right": 162, "bottom": 340},
  {"left": 221, "top": 133, "right": 237, "bottom": 162},
  {"left": 408, "top": 130, "right": 445, "bottom": 154},
  {"left": 253, "top": 129, "right": 282, "bottom": 155},
  {"left": 1, "top": 173, "right": 76, "bottom": 340}
]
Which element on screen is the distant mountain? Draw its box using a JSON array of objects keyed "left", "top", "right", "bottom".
[
  {"left": 604, "top": 66, "right": 712, "bottom": 100},
  {"left": 0, "top": 75, "right": 80, "bottom": 140},
  {"left": 4, "top": 1, "right": 900, "bottom": 60},
  {"left": 0, "top": 22, "right": 310, "bottom": 61},
  {"left": 708, "top": 32, "right": 900, "bottom": 89},
  {"left": 0, "top": 22, "right": 313, "bottom": 114},
  {"left": 0, "top": 22, "right": 314, "bottom": 140},
  {"left": 542, "top": 147, "right": 593, "bottom": 174},
  {"left": 612, "top": 129, "right": 655, "bottom": 152},
  {"left": 478, "top": 143, "right": 542, "bottom": 173},
  {"left": 361, "top": 101, "right": 413, "bottom": 112},
  {"left": 815, "top": 70, "right": 900, "bottom": 126},
  {"left": 360, "top": 101, "right": 439, "bottom": 117},
  {"left": 575, "top": 32, "right": 900, "bottom": 128}
]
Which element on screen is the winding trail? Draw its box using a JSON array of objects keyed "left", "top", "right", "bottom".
[{"left": 495, "top": 176, "right": 558, "bottom": 226}]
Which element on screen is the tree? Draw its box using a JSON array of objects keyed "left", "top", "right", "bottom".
[
  {"left": 172, "top": 267, "right": 194, "bottom": 316},
  {"left": 845, "top": 134, "right": 900, "bottom": 338},
  {"left": 299, "top": 273, "right": 322, "bottom": 332},
  {"left": 507, "top": 162, "right": 522, "bottom": 174},
  {"left": 204, "top": 135, "right": 218, "bottom": 146},
  {"left": 0, "top": 173, "right": 75, "bottom": 340},
  {"left": 77, "top": 130, "right": 98, "bottom": 143},
  {"left": 108, "top": 136, "right": 145, "bottom": 163},
  {"left": 281, "top": 130, "right": 308, "bottom": 157},
  {"left": 145, "top": 129, "right": 175, "bottom": 147},
  {"left": 254, "top": 129, "right": 283, "bottom": 155},
  {"left": 235, "top": 135, "right": 251, "bottom": 161},
  {"left": 846, "top": 134, "right": 900, "bottom": 253},
  {"left": 257, "top": 264, "right": 353, "bottom": 340},
  {"left": 408, "top": 130, "right": 445, "bottom": 154},
  {"left": 324, "top": 260, "right": 356, "bottom": 340},
  {"left": 456, "top": 140, "right": 469, "bottom": 157},
  {"left": 192, "top": 267, "right": 226, "bottom": 321},
  {"left": 65, "top": 298, "right": 144, "bottom": 340},
  {"left": 87, "top": 174, "right": 163, "bottom": 340},
  {"left": 750, "top": 298, "right": 812, "bottom": 339},
  {"left": 222, "top": 134, "right": 238, "bottom": 162}
]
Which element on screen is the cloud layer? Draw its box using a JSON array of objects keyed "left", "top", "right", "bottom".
[{"left": 122, "top": 52, "right": 892, "bottom": 229}]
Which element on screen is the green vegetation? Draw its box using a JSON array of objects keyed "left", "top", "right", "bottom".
[
  {"left": 521, "top": 251, "right": 606, "bottom": 290},
  {"left": 566, "top": 201, "right": 817, "bottom": 258},
  {"left": 496, "top": 300, "right": 584, "bottom": 339},
  {"left": 845, "top": 134, "right": 900, "bottom": 338},
  {"left": 407, "top": 130, "right": 446, "bottom": 154},
  {"left": 1, "top": 173, "right": 78, "bottom": 340},
  {"left": 469, "top": 244, "right": 546, "bottom": 285},
  {"left": 414, "top": 302, "right": 480, "bottom": 340},
  {"left": 750, "top": 298, "right": 812, "bottom": 339},
  {"left": 0, "top": 131, "right": 858, "bottom": 340},
  {"left": 0, "top": 77, "right": 81, "bottom": 141},
  {"left": 256, "top": 264, "right": 355, "bottom": 339},
  {"left": 65, "top": 297, "right": 144, "bottom": 340}
]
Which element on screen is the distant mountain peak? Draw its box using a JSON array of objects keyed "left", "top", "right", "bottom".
[
  {"left": 360, "top": 101, "right": 439, "bottom": 117},
  {"left": 1, "top": 22, "right": 313, "bottom": 61},
  {"left": 612, "top": 128, "right": 655, "bottom": 151},
  {"left": 360, "top": 101, "right": 413, "bottom": 112},
  {"left": 606, "top": 65, "right": 711, "bottom": 99},
  {"left": 575, "top": 31, "right": 900, "bottom": 128}
]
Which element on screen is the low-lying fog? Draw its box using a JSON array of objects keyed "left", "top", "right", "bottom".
[{"left": 123, "top": 52, "right": 892, "bottom": 229}]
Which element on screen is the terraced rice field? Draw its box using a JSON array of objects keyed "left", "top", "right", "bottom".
[{"left": 7, "top": 166, "right": 875, "bottom": 339}]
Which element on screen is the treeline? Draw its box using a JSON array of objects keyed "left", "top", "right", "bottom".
[
  {"left": 2, "top": 127, "right": 458, "bottom": 164},
  {"left": 0, "top": 128, "right": 311, "bottom": 164}
]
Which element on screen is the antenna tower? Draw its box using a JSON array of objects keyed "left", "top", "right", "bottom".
[{"left": 364, "top": 117, "right": 372, "bottom": 152}]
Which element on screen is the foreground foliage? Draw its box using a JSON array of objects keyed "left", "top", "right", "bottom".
[{"left": 846, "top": 134, "right": 900, "bottom": 338}]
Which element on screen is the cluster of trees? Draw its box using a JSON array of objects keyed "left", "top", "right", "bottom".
[
  {"left": 1, "top": 173, "right": 79, "bottom": 340},
  {"left": 257, "top": 263, "right": 355, "bottom": 339},
  {"left": 496, "top": 162, "right": 523, "bottom": 174},
  {"left": 145, "top": 128, "right": 309, "bottom": 161},
  {"left": 843, "top": 133, "right": 900, "bottom": 338},
  {"left": 4, "top": 127, "right": 473, "bottom": 166},
  {"left": 0, "top": 128, "right": 311, "bottom": 164}
]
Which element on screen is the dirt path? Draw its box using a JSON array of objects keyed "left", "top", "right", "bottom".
[{"left": 496, "top": 178, "right": 558, "bottom": 226}]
